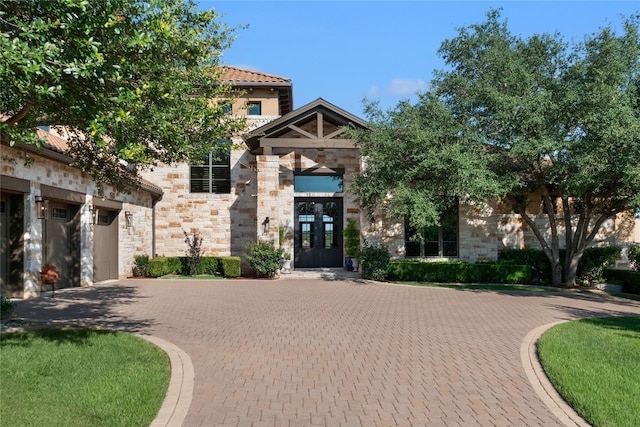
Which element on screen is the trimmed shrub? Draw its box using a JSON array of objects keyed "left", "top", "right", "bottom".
[
  {"left": 132, "top": 255, "right": 150, "bottom": 277},
  {"left": 148, "top": 257, "right": 181, "bottom": 277},
  {"left": 183, "top": 229, "right": 203, "bottom": 276},
  {"left": 219, "top": 256, "right": 241, "bottom": 278},
  {"left": 199, "top": 257, "right": 220, "bottom": 275},
  {"left": 499, "top": 246, "right": 622, "bottom": 284},
  {"left": 577, "top": 247, "right": 620, "bottom": 283},
  {"left": 628, "top": 245, "right": 640, "bottom": 271},
  {"left": 603, "top": 269, "right": 640, "bottom": 294},
  {"left": 1, "top": 295, "right": 16, "bottom": 319},
  {"left": 387, "top": 261, "right": 533, "bottom": 284},
  {"left": 359, "top": 243, "right": 390, "bottom": 281},
  {"left": 245, "top": 241, "right": 283, "bottom": 278},
  {"left": 179, "top": 256, "right": 219, "bottom": 275}
]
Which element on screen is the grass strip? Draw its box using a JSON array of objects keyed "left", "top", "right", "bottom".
[
  {"left": 538, "top": 317, "right": 640, "bottom": 427},
  {"left": 0, "top": 329, "right": 170, "bottom": 427}
]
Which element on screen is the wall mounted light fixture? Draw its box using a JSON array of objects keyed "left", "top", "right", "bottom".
[
  {"left": 35, "top": 195, "right": 46, "bottom": 219},
  {"left": 125, "top": 211, "right": 133, "bottom": 228},
  {"left": 262, "top": 216, "right": 270, "bottom": 235}
]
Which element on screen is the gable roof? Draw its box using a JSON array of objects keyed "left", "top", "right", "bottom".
[{"left": 244, "top": 98, "right": 368, "bottom": 153}]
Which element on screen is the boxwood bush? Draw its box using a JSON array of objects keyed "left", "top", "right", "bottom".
[
  {"left": 387, "top": 260, "right": 533, "bottom": 284},
  {"left": 245, "top": 241, "right": 283, "bottom": 278},
  {"left": 219, "top": 256, "right": 241, "bottom": 278},
  {"left": 603, "top": 269, "right": 640, "bottom": 294},
  {"left": 148, "top": 256, "right": 241, "bottom": 278},
  {"left": 499, "top": 246, "right": 621, "bottom": 284},
  {"left": 628, "top": 245, "right": 640, "bottom": 271}
]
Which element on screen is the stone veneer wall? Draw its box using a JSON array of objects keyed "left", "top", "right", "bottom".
[
  {"left": 364, "top": 197, "right": 628, "bottom": 264},
  {"left": 142, "top": 144, "right": 258, "bottom": 260},
  {"left": 273, "top": 147, "right": 362, "bottom": 266},
  {"left": 1, "top": 144, "right": 155, "bottom": 297}
]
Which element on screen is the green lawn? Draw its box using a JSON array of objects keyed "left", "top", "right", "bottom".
[
  {"left": 0, "top": 329, "right": 170, "bottom": 427},
  {"left": 538, "top": 317, "right": 640, "bottom": 427}
]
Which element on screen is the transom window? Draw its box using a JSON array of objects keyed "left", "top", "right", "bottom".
[
  {"left": 190, "top": 151, "right": 231, "bottom": 194},
  {"left": 405, "top": 203, "right": 459, "bottom": 257},
  {"left": 294, "top": 175, "right": 343, "bottom": 193}
]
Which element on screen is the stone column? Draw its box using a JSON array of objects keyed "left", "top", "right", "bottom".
[
  {"left": 80, "top": 195, "right": 94, "bottom": 287},
  {"left": 256, "top": 155, "right": 280, "bottom": 245},
  {"left": 23, "top": 185, "right": 43, "bottom": 298}
]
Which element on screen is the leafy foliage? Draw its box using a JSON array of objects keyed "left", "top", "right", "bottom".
[
  {"left": 388, "top": 261, "right": 533, "bottom": 284},
  {"left": 628, "top": 245, "right": 640, "bottom": 271},
  {"left": 183, "top": 229, "right": 203, "bottom": 276},
  {"left": 1, "top": 295, "right": 15, "bottom": 319},
  {"left": 245, "top": 241, "right": 284, "bottom": 278},
  {"left": 0, "top": 0, "right": 245, "bottom": 191},
  {"left": 500, "top": 247, "right": 621, "bottom": 285},
  {"left": 343, "top": 218, "right": 360, "bottom": 258},
  {"left": 603, "top": 269, "right": 640, "bottom": 294},
  {"left": 349, "top": 10, "right": 640, "bottom": 286},
  {"left": 132, "top": 254, "right": 150, "bottom": 277},
  {"left": 359, "top": 243, "right": 391, "bottom": 281}
]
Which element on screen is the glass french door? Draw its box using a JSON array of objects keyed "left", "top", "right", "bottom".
[{"left": 294, "top": 198, "right": 343, "bottom": 268}]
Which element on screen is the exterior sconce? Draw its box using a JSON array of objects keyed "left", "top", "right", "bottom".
[
  {"left": 35, "top": 195, "right": 46, "bottom": 219},
  {"left": 262, "top": 216, "right": 270, "bottom": 235},
  {"left": 88, "top": 205, "right": 98, "bottom": 225},
  {"left": 125, "top": 211, "right": 133, "bottom": 228}
]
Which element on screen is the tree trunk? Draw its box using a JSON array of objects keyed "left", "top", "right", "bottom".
[{"left": 562, "top": 250, "right": 582, "bottom": 287}]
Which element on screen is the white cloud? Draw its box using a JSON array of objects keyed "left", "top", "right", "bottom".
[
  {"left": 366, "top": 86, "right": 380, "bottom": 97},
  {"left": 387, "top": 78, "right": 428, "bottom": 95}
]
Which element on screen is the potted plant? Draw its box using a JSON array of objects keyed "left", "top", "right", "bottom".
[
  {"left": 40, "top": 264, "right": 60, "bottom": 297},
  {"left": 282, "top": 251, "right": 292, "bottom": 272},
  {"left": 344, "top": 218, "right": 360, "bottom": 271}
]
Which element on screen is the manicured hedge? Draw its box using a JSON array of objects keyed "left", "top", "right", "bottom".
[
  {"left": 219, "top": 256, "right": 241, "bottom": 278},
  {"left": 387, "top": 261, "right": 533, "bottom": 284},
  {"left": 603, "top": 269, "right": 640, "bottom": 295},
  {"left": 148, "top": 257, "right": 181, "bottom": 277},
  {"left": 148, "top": 256, "right": 241, "bottom": 278},
  {"left": 499, "top": 246, "right": 621, "bottom": 284}
]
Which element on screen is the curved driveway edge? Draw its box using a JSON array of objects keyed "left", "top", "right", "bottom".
[
  {"left": 521, "top": 322, "right": 590, "bottom": 427},
  {"left": 143, "top": 335, "right": 195, "bottom": 427}
]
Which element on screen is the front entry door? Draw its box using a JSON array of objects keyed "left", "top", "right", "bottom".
[{"left": 294, "top": 198, "right": 343, "bottom": 268}]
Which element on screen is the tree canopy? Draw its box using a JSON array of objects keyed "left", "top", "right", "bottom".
[
  {"left": 0, "top": 0, "right": 245, "bottom": 189},
  {"left": 349, "top": 10, "right": 640, "bottom": 286}
]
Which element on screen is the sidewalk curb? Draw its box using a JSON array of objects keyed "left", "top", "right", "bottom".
[
  {"left": 521, "top": 322, "right": 590, "bottom": 427},
  {"left": 142, "top": 335, "right": 194, "bottom": 427}
]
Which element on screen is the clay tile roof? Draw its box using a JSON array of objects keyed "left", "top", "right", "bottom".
[
  {"left": 220, "top": 65, "right": 291, "bottom": 85},
  {"left": 36, "top": 128, "right": 69, "bottom": 153}
]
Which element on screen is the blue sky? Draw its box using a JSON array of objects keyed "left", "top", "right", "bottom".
[{"left": 201, "top": 1, "right": 638, "bottom": 118}]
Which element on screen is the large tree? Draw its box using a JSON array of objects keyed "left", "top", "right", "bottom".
[
  {"left": 349, "top": 10, "right": 640, "bottom": 286},
  {"left": 1, "top": 0, "right": 245, "bottom": 190}
]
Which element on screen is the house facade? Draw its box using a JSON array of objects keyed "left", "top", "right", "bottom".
[{"left": 2, "top": 66, "right": 638, "bottom": 298}]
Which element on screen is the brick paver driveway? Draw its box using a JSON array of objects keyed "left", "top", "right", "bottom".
[{"left": 12, "top": 278, "right": 640, "bottom": 426}]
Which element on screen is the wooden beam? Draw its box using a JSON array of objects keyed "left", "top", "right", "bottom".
[
  {"left": 325, "top": 127, "right": 346, "bottom": 139},
  {"left": 317, "top": 112, "right": 323, "bottom": 138},
  {"left": 261, "top": 138, "right": 357, "bottom": 149},
  {"left": 287, "top": 124, "right": 315, "bottom": 139}
]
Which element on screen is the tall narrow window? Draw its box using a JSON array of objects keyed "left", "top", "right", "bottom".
[
  {"left": 190, "top": 151, "right": 231, "bottom": 194},
  {"left": 405, "top": 202, "right": 459, "bottom": 257}
]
